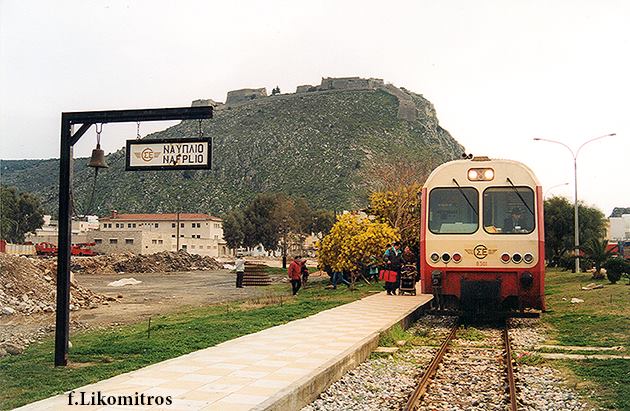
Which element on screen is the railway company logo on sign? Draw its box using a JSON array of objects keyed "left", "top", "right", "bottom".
[
  {"left": 466, "top": 245, "right": 497, "bottom": 259},
  {"left": 126, "top": 138, "right": 211, "bottom": 171}
]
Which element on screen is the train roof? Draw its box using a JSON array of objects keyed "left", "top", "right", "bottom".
[{"left": 425, "top": 156, "right": 541, "bottom": 187}]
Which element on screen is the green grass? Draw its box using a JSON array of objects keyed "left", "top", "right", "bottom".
[
  {"left": 0, "top": 281, "right": 382, "bottom": 410},
  {"left": 542, "top": 268, "right": 630, "bottom": 409},
  {"left": 378, "top": 324, "right": 413, "bottom": 347},
  {"left": 562, "top": 359, "right": 630, "bottom": 410},
  {"left": 457, "top": 326, "right": 486, "bottom": 341},
  {"left": 543, "top": 269, "right": 630, "bottom": 349}
]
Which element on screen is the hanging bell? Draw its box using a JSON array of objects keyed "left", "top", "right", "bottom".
[{"left": 87, "top": 143, "right": 109, "bottom": 169}]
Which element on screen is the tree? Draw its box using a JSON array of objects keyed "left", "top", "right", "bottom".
[
  {"left": 544, "top": 196, "right": 607, "bottom": 270},
  {"left": 271, "top": 86, "right": 281, "bottom": 95},
  {"left": 244, "top": 193, "right": 282, "bottom": 251},
  {"left": 222, "top": 210, "right": 245, "bottom": 252},
  {"left": 368, "top": 183, "right": 422, "bottom": 247},
  {"left": 580, "top": 238, "right": 616, "bottom": 279},
  {"left": 603, "top": 257, "right": 629, "bottom": 284},
  {"left": 318, "top": 213, "right": 399, "bottom": 272},
  {"left": 309, "top": 209, "right": 335, "bottom": 236},
  {"left": 0, "top": 186, "right": 44, "bottom": 243}
]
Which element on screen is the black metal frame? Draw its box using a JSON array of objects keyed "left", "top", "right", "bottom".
[{"left": 55, "top": 106, "right": 212, "bottom": 366}]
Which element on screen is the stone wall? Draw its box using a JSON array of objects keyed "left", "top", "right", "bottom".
[
  {"left": 296, "top": 85, "right": 316, "bottom": 93},
  {"left": 191, "top": 99, "right": 220, "bottom": 107},
  {"left": 226, "top": 88, "right": 267, "bottom": 105},
  {"left": 380, "top": 84, "right": 418, "bottom": 121},
  {"left": 320, "top": 77, "right": 370, "bottom": 90}
]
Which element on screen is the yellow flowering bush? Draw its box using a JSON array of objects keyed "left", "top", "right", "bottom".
[{"left": 317, "top": 213, "right": 399, "bottom": 272}]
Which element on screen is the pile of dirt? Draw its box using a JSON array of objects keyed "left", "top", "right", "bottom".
[
  {"left": 68, "top": 250, "right": 222, "bottom": 275},
  {"left": 0, "top": 254, "right": 108, "bottom": 317}
]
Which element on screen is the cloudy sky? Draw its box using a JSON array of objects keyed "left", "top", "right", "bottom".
[{"left": 1, "top": 0, "right": 628, "bottom": 215}]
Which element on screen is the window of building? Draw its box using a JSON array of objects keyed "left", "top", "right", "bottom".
[
  {"left": 94, "top": 238, "right": 102, "bottom": 244},
  {"left": 109, "top": 238, "right": 118, "bottom": 244},
  {"left": 191, "top": 245, "right": 195, "bottom": 249},
  {"left": 152, "top": 239, "right": 157, "bottom": 244},
  {"left": 158, "top": 239, "right": 163, "bottom": 244},
  {"left": 214, "top": 235, "right": 218, "bottom": 239},
  {"left": 181, "top": 244, "right": 187, "bottom": 250},
  {"left": 154, "top": 223, "right": 159, "bottom": 228},
  {"left": 132, "top": 223, "right": 136, "bottom": 228},
  {"left": 127, "top": 223, "right": 132, "bottom": 228},
  {"left": 171, "top": 234, "right": 175, "bottom": 238},
  {"left": 172, "top": 223, "right": 176, "bottom": 228},
  {"left": 125, "top": 239, "right": 134, "bottom": 244},
  {"left": 181, "top": 223, "right": 185, "bottom": 228},
  {"left": 180, "top": 234, "right": 184, "bottom": 237}
]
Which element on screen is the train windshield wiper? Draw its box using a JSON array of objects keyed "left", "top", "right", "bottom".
[
  {"left": 452, "top": 178, "right": 478, "bottom": 217},
  {"left": 506, "top": 177, "right": 535, "bottom": 216}
]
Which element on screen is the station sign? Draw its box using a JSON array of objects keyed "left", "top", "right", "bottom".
[{"left": 126, "top": 137, "right": 212, "bottom": 171}]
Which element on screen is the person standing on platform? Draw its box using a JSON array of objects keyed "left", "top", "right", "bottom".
[
  {"left": 300, "top": 257, "right": 309, "bottom": 288},
  {"left": 385, "top": 242, "right": 402, "bottom": 294},
  {"left": 234, "top": 254, "right": 245, "bottom": 288},
  {"left": 288, "top": 255, "right": 302, "bottom": 295}
]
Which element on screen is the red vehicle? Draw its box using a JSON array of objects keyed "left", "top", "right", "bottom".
[
  {"left": 420, "top": 156, "right": 545, "bottom": 313},
  {"left": 35, "top": 242, "right": 58, "bottom": 256},
  {"left": 35, "top": 242, "right": 97, "bottom": 256}
]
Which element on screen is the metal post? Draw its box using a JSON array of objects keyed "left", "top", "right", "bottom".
[
  {"left": 573, "top": 157, "right": 580, "bottom": 273},
  {"left": 533, "top": 133, "right": 615, "bottom": 275},
  {"left": 54, "top": 119, "right": 73, "bottom": 366},
  {"left": 54, "top": 106, "right": 212, "bottom": 366}
]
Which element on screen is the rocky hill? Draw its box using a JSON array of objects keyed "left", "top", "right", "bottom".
[{"left": 1, "top": 77, "right": 464, "bottom": 215}]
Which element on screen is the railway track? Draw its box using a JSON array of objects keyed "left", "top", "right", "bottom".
[{"left": 404, "top": 318, "right": 519, "bottom": 411}]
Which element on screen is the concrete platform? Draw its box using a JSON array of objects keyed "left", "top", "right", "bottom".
[{"left": 17, "top": 287, "right": 432, "bottom": 411}]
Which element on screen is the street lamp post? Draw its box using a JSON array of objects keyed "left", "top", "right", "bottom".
[
  {"left": 543, "top": 182, "right": 569, "bottom": 199},
  {"left": 534, "top": 133, "right": 616, "bottom": 273}
]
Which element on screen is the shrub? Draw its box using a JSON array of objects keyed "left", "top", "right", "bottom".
[{"left": 603, "top": 257, "right": 628, "bottom": 284}]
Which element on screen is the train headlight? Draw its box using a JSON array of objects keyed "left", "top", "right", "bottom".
[
  {"left": 512, "top": 253, "right": 522, "bottom": 263},
  {"left": 523, "top": 253, "right": 534, "bottom": 264},
  {"left": 501, "top": 253, "right": 511, "bottom": 263},
  {"left": 467, "top": 168, "right": 495, "bottom": 181},
  {"left": 452, "top": 253, "right": 462, "bottom": 263},
  {"left": 430, "top": 253, "right": 440, "bottom": 263},
  {"left": 441, "top": 253, "right": 451, "bottom": 263},
  {"left": 520, "top": 272, "right": 534, "bottom": 289}
]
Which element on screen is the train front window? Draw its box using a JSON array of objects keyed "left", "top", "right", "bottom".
[
  {"left": 483, "top": 187, "right": 535, "bottom": 234},
  {"left": 428, "top": 187, "right": 479, "bottom": 234}
]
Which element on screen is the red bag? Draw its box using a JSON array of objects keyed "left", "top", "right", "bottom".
[{"left": 379, "top": 269, "right": 397, "bottom": 283}]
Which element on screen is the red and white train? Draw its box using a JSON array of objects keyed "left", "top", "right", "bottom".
[{"left": 420, "top": 156, "right": 545, "bottom": 312}]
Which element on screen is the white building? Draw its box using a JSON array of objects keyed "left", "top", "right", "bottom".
[
  {"left": 90, "top": 212, "right": 228, "bottom": 257},
  {"left": 25, "top": 215, "right": 99, "bottom": 244},
  {"left": 609, "top": 213, "right": 630, "bottom": 241}
]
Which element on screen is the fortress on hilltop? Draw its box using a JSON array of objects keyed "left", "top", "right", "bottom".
[{"left": 202, "top": 77, "right": 419, "bottom": 121}]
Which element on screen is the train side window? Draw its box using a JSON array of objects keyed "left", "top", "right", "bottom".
[
  {"left": 428, "top": 187, "right": 479, "bottom": 234},
  {"left": 483, "top": 187, "right": 535, "bottom": 234}
]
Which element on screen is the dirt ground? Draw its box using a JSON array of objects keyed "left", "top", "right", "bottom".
[{"left": 0, "top": 269, "right": 294, "bottom": 349}]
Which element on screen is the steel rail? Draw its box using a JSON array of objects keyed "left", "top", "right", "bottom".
[
  {"left": 403, "top": 320, "right": 459, "bottom": 411},
  {"left": 503, "top": 324, "right": 518, "bottom": 411}
]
